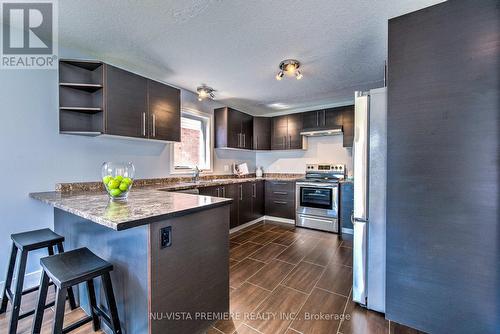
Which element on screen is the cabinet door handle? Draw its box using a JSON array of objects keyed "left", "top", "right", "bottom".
[
  {"left": 152, "top": 114, "right": 156, "bottom": 137},
  {"left": 240, "top": 185, "right": 243, "bottom": 200},
  {"left": 222, "top": 186, "right": 225, "bottom": 197},
  {"left": 243, "top": 134, "right": 245, "bottom": 148},
  {"left": 273, "top": 201, "right": 287, "bottom": 205},
  {"left": 216, "top": 188, "right": 220, "bottom": 197},
  {"left": 253, "top": 183, "right": 256, "bottom": 198},
  {"left": 316, "top": 112, "right": 319, "bottom": 127},
  {"left": 273, "top": 191, "right": 288, "bottom": 195},
  {"left": 283, "top": 136, "right": 285, "bottom": 148},
  {"left": 323, "top": 110, "right": 326, "bottom": 126},
  {"left": 142, "top": 112, "right": 146, "bottom": 136},
  {"left": 289, "top": 135, "right": 291, "bottom": 149},
  {"left": 256, "top": 136, "right": 258, "bottom": 149}
]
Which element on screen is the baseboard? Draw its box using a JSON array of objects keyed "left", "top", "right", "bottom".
[
  {"left": 229, "top": 215, "right": 296, "bottom": 234},
  {"left": 229, "top": 217, "right": 265, "bottom": 234},
  {"left": 0, "top": 270, "right": 42, "bottom": 293},
  {"left": 262, "top": 216, "right": 295, "bottom": 225},
  {"left": 342, "top": 228, "right": 354, "bottom": 235}
]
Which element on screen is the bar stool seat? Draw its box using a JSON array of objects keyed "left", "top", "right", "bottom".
[
  {"left": 33, "top": 247, "right": 122, "bottom": 334},
  {"left": 11, "top": 228, "right": 64, "bottom": 251},
  {"left": 0, "top": 228, "right": 77, "bottom": 334},
  {"left": 41, "top": 247, "right": 113, "bottom": 289}
]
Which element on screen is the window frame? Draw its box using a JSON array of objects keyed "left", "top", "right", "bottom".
[{"left": 170, "top": 108, "right": 214, "bottom": 174}]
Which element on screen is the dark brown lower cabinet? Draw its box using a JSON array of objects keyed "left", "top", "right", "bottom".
[
  {"left": 251, "top": 181, "right": 265, "bottom": 220},
  {"left": 200, "top": 182, "right": 265, "bottom": 229},
  {"left": 264, "top": 181, "right": 296, "bottom": 219}
]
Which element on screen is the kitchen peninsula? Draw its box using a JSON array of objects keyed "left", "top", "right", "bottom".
[{"left": 30, "top": 188, "right": 232, "bottom": 334}]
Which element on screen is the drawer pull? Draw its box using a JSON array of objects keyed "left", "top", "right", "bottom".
[
  {"left": 273, "top": 201, "right": 287, "bottom": 205},
  {"left": 273, "top": 191, "right": 288, "bottom": 195}
]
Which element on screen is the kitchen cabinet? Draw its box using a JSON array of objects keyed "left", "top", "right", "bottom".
[
  {"left": 59, "top": 60, "right": 181, "bottom": 141},
  {"left": 147, "top": 79, "right": 181, "bottom": 142},
  {"left": 200, "top": 181, "right": 265, "bottom": 228},
  {"left": 301, "top": 107, "right": 344, "bottom": 131},
  {"left": 105, "top": 65, "right": 148, "bottom": 138},
  {"left": 339, "top": 182, "right": 354, "bottom": 230},
  {"left": 253, "top": 117, "right": 271, "bottom": 150},
  {"left": 251, "top": 180, "right": 265, "bottom": 220},
  {"left": 238, "top": 183, "right": 254, "bottom": 225},
  {"left": 271, "top": 115, "right": 305, "bottom": 150},
  {"left": 341, "top": 106, "right": 354, "bottom": 147},
  {"left": 200, "top": 184, "right": 240, "bottom": 228},
  {"left": 215, "top": 107, "right": 253, "bottom": 149},
  {"left": 265, "top": 180, "right": 296, "bottom": 219}
]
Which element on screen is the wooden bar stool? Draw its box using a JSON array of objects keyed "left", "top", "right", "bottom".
[
  {"left": 32, "top": 247, "right": 122, "bottom": 334},
  {"left": 0, "top": 228, "right": 77, "bottom": 334}
]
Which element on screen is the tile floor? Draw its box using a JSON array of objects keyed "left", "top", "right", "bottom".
[
  {"left": 0, "top": 220, "right": 422, "bottom": 334},
  {"left": 209, "top": 220, "right": 422, "bottom": 334}
]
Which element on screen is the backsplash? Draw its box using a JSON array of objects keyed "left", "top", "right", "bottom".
[{"left": 256, "top": 135, "right": 353, "bottom": 176}]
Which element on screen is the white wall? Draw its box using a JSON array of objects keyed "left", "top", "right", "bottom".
[{"left": 256, "top": 135, "right": 353, "bottom": 176}]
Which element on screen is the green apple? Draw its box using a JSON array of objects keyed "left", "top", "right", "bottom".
[
  {"left": 102, "top": 175, "right": 113, "bottom": 184},
  {"left": 108, "top": 180, "right": 120, "bottom": 189},
  {"left": 115, "top": 175, "right": 124, "bottom": 182},
  {"left": 123, "top": 177, "right": 133, "bottom": 185},
  {"left": 109, "top": 188, "right": 122, "bottom": 197},
  {"left": 119, "top": 182, "right": 129, "bottom": 191}
]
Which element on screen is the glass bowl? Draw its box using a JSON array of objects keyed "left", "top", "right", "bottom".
[{"left": 101, "top": 162, "right": 135, "bottom": 201}]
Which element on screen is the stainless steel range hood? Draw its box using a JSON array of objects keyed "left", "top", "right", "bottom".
[{"left": 300, "top": 126, "right": 343, "bottom": 137}]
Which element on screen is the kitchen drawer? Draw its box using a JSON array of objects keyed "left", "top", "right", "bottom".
[
  {"left": 265, "top": 198, "right": 295, "bottom": 219},
  {"left": 265, "top": 180, "right": 295, "bottom": 200}
]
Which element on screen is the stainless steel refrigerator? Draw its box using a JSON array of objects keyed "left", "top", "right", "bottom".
[{"left": 352, "top": 87, "right": 386, "bottom": 313}]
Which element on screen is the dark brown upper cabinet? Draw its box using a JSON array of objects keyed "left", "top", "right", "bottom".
[
  {"left": 253, "top": 117, "right": 271, "bottom": 150},
  {"left": 341, "top": 105, "right": 354, "bottom": 147},
  {"left": 271, "top": 114, "right": 305, "bottom": 150},
  {"left": 302, "top": 107, "right": 343, "bottom": 131},
  {"left": 59, "top": 59, "right": 180, "bottom": 142},
  {"left": 105, "top": 65, "right": 148, "bottom": 138},
  {"left": 214, "top": 107, "right": 253, "bottom": 149},
  {"left": 148, "top": 80, "right": 181, "bottom": 142}
]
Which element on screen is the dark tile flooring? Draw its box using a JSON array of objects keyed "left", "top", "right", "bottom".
[
  {"left": 0, "top": 220, "right": 423, "bottom": 334},
  {"left": 209, "top": 220, "right": 423, "bottom": 334}
]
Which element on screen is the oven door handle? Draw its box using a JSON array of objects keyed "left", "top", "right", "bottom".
[{"left": 297, "top": 183, "right": 337, "bottom": 188}]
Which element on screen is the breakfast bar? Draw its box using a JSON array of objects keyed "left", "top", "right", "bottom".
[{"left": 30, "top": 189, "right": 232, "bottom": 334}]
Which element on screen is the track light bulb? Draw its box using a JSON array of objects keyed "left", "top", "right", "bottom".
[
  {"left": 276, "top": 71, "right": 284, "bottom": 80},
  {"left": 295, "top": 70, "right": 303, "bottom": 80}
]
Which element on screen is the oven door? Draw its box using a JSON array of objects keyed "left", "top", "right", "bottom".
[{"left": 296, "top": 183, "right": 338, "bottom": 218}]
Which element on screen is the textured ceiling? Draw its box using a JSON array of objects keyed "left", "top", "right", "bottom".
[{"left": 59, "top": 0, "right": 444, "bottom": 115}]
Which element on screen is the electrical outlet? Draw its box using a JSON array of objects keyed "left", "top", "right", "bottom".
[{"left": 160, "top": 226, "right": 172, "bottom": 249}]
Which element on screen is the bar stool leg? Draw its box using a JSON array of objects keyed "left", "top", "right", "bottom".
[
  {"left": 0, "top": 243, "right": 17, "bottom": 314},
  {"left": 102, "top": 273, "right": 122, "bottom": 334},
  {"left": 32, "top": 271, "right": 50, "bottom": 334},
  {"left": 86, "top": 278, "right": 101, "bottom": 331},
  {"left": 52, "top": 287, "right": 67, "bottom": 334},
  {"left": 56, "top": 242, "right": 77, "bottom": 310},
  {"left": 8, "top": 249, "right": 28, "bottom": 334}
]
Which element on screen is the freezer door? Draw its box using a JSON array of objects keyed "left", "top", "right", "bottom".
[{"left": 352, "top": 92, "right": 369, "bottom": 305}]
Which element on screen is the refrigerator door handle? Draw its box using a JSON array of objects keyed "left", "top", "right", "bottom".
[{"left": 353, "top": 217, "right": 368, "bottom": 306}]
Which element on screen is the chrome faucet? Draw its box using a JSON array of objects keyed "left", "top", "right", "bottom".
[{"left": 193, "top": 166, "right": 200, "bottom": 183}]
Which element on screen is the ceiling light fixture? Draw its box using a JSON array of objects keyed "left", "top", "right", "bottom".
[
  {"left": 197, "top": 85, "right": 216, "bottom": 101},
  {"left": 276, "top": 59, "right": 303, "bottom": 81}
]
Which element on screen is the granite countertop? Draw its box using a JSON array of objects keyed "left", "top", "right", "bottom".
[
  {"left": 30, "top": 175, "right": 303, "bottom": 231},
  {"left": 30, "top": 189, "right": 233, "bottom": 231}
]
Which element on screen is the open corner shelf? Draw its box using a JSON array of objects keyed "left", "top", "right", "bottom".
[
  {"left": 59, "top": 107, "right": 103, "bottom": 114},
  {"left": 60, "top": 131, "right": 102, "bottom": 137},
  {"left": 59, "top": 83, "right": 103, "bottom": 92},
  {"left": 59, "top": 59, "right": 103, "bottom": 71}
]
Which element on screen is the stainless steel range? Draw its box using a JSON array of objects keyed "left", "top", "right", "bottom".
[{"left": 296, "top": 164, "right": 345, "bottom": 233}]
